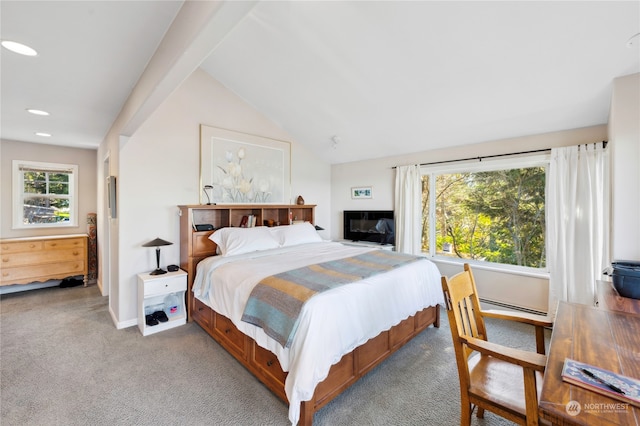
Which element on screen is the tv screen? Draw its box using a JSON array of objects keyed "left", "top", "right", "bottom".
[{"left": 343, "top": 210, "right": 395, "bottom": 245}]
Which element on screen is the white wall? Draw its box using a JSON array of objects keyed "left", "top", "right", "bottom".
[
  {"left": 331, "top": 125, "right": 608, "bottom": 313},
  {"left": 609, "top": 73, "right": 640, "bottom": 261},
  {"left": 0, "top": 139, "right": 97, "bottom": 239},
  {"left": 95, "top": 0, "right": 259, "bottom": 326},
  {"left": 113, "top": 69, "right": 331, "bottom": 327}
]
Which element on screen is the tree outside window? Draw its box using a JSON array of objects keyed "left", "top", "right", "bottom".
[
  {"left": 13, "top": 160, "right": 78, "bottom": 228},
  {"left": 422, "top": 161, "right": 546, "bottom": 269}
]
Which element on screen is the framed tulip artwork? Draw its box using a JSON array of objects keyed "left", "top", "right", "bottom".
[{"left": 200, "top": 125, "right": 291, "bottom": 204}]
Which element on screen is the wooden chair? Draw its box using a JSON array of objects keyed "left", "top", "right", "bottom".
[{"left": 441, "top": 264, "right": 553, "bottom": 426}]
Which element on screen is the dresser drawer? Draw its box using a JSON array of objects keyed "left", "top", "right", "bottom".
[
  {"left": 44, "top": 237, "right": 85, "bottom": 250},
  {"left": 1, "top": 247, "right": 85, "bottom": 268},
  {"left": 1, "top": 241, "right": 44, "bottom": 254},
  {"left": 191, "top": 297, "right": 212, "bottom": 330},
  {"left": 142, "top": 275, "right": 186, "bottom": 297},
  {"left": 251, "top": 342, "right": 287, "bottom": 385},
  {"left": 214, "top": 313, "right": 246, "bottom": 355},
  {"left": 1, "top": 261, "right": 85, "bottom": 285}
]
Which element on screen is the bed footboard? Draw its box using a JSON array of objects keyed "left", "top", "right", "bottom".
[{"left": 191, "top": 297, "right": 440, "bottom": 425}]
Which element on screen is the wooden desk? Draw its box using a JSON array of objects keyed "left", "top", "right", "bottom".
[
  {"left": 596, "top": 280, "right": 640, "bottom": 315},
  {"left": 539, "top": 301, "right": 640, "bottom": 425}
]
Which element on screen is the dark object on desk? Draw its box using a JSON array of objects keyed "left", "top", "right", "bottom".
[
  {"left": 167, "top": 265, "right": 179, "bottom": 272},
  {"left": 195, "top": 224, "right": 214, "bottom": 231},
  {"left": 580, "top": 368, "right": 624, "bottom": 395},
  {"left": 561, "top": 358, "right": 640, "bottom": 407},
  {"left": 611, "top": 260, "right": 640, "bottom": 299}
]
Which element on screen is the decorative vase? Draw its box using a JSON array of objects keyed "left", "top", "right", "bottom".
[
  {"left": 296, "top": 195, "right": 304, "bottom": 205},
  {"left": 87, "top": 213, "right": 98, "bottom": 284}
]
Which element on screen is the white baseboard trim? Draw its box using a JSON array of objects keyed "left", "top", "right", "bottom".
[{"left": 109, "top": 306, "right": 137, "bottom": 329}]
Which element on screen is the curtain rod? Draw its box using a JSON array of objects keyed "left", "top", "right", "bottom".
[{"left": 393, "top": 140, "right": 607, "bottom": 168}]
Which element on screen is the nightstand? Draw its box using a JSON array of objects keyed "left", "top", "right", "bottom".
[{"left": 137, "top": 269, "right": 187, "bottom": 336}]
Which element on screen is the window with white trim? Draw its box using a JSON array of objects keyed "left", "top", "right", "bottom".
[
  {"left": 421, "top": 155, "right": 548, "bottom": 271},
  {"left": 12, "top": 160, "right": 78, "bottom": 228}
]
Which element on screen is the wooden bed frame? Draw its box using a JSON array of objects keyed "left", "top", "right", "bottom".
[
  {"left": 190, "top": 293, "right": 440, "bottom": 425},
  {"left": 178, "top": 204, "right": 441, "bottom": 425}
]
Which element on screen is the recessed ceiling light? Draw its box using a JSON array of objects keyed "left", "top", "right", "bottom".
[
  {"left": 1, "top": 40, "right": 37, "bottom": 56},
  {"left": 27, "top": 109, "right": 50, "bottom": 116},
  {"left": 35, "top": 132, "right": 52, "bottom": 137}
]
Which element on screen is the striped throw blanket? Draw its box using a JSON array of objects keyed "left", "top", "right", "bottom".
[{"left": 241, "top": 250, "right": 422, "bottom": 348}]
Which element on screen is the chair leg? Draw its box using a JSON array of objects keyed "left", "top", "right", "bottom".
[
  {"left": 535, "top": 326, "right": 546, "bottom": 355},
  {"left": 476, "top": 407, "right": 485, "bottom": 419},
  {"left": 461, "top": 402, "right": 472, "bottom": 426}
]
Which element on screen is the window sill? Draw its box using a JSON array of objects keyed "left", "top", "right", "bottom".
[{"left": 429, "top": 256, "right": 550, "bottom": 280}]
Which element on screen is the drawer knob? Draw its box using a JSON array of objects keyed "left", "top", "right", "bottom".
[
  {"left": 266, "top": 360, "right": 274, "bottom": 367},
  {"left": 224, "top": 328, "right": 231, "bottom": 334}
]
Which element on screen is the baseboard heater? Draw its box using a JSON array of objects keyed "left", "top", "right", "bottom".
[{"left": 479, "top": 297, "right": 547, "bottom": 317}]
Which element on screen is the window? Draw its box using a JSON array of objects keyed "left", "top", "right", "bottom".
[
  {"left": 421, "top": 155, "right": 548, "bottom": 270},
  {"left": 12, "top": 160, "right": 78, "bottom": 228}
]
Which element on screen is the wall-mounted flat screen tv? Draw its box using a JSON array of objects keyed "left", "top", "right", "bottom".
[{"left": 343, "top": 210, "right": 395, "bottom": 245}]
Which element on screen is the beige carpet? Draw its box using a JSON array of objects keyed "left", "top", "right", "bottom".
[{"left": 1, "top": 284, "right": 548, "bottom": 425}]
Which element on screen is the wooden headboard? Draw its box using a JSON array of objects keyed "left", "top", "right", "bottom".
[{"left": 177, "top": 204, "right": 315, "bottom": 319}]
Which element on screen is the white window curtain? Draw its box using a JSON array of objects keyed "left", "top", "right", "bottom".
[
  {"left": 394, "top": 164, "right": 422, "bottom": 254},
  {"left": 547, "top": 143, "right": 609, "bottom": 320}
]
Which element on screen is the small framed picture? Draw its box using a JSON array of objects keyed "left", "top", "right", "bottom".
[{"left": 351, "top": 186, "right": 372, "bottom": 199}]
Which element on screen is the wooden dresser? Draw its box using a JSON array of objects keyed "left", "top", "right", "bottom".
[{"left": 1, "top": 234, "right": 88, "bottom": 286}]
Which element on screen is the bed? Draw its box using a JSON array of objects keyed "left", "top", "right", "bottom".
[{"left": 189, "top": 223, "right": 443, "bottom": 425}]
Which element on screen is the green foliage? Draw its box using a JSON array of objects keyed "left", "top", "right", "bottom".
[{"left": 422, "top": 167, "right": 546, "bottom": 268}]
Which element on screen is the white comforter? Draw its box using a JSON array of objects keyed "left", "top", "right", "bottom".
[{"left": 192, "top": 241, "right": 443, "bottom": 425}]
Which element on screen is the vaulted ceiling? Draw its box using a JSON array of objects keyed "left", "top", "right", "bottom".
[{"left": 2, "top": 1, "right": 638, "bottom": 164}]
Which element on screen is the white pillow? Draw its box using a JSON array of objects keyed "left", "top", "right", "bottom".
[
  {"left": 270, "top": 222, "right": 322, "bottom": 247},
  {"left": 209, "top": 227, "right": 279, "bottom": 257}
]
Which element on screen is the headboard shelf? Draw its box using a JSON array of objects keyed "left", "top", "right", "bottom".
[{"left": 178, "top": 204, "right": 316, "bottom": 319}]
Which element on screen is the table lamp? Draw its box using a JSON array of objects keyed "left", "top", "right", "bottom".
[{"left": 142, "top": 237, "right": 173, "bottom": 275}]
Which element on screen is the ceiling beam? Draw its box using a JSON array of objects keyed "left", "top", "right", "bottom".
[{"left": 113, "top": 0, "right": 258, "bottom": 144}]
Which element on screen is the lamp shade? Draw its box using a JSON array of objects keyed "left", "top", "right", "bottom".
[
  {"left": 142, "top": 238, "right": 172, "bottom": 247},
  {"left": 142, "top": 238, "right": 173, "bottom": 275}
]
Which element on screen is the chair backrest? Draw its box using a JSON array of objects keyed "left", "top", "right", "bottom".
[{"left": 441, "top": 263, "right": 488, "bottom": 361}]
